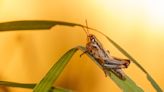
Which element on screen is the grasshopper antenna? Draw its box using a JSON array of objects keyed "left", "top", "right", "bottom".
[
  {"left": 82, "top": 19, "right": 90, "bottom": 37},
  {"left": 80, "top": 20, "right": 90, "bottom": 57},
  {"left": 82, "top": 19, "right": 90, "bottom": 42},
  {"left": 85, "top": 19, "right": 89, "bottom": 35}
]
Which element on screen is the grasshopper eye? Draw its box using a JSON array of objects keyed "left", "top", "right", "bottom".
[
  {"left": 89, "top": 35, "right": 96, "bottom": 42},
  {"left": 91, "top": 38, "right": 95, "bottom": 42}
]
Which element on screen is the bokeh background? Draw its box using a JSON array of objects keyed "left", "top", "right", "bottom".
[{"left": 0, "top": 0, "right": 164, "bottom": 92}]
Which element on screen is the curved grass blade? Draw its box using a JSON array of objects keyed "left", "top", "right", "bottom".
[
  {"left": 0, "top": 81, "right": 71, "bottom": 92},
  {"left": 0, "top": 20, "right": 161, "bottom": 91},
  {"left": 94, "top": 31, "right": 162, "bottom": 92},
  {"left": 0, "top": 20, "right": 96, "bottom": 31},
  {"left": 33, "top": 48, "right": 78, "bottom": 92},
  {"left": 77, "top": 46, "right": 144, "bottom": 92}
]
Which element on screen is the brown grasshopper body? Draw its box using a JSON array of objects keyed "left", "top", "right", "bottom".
[{"left": 81, "top": 21, "right": 130, "bottom": 80}]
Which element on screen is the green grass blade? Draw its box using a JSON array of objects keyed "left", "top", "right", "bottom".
[
  {"left": 147, "top": 75, "right": 163, "bottom": 92},
  {"left": 0, "top": 81, "right": 71, "bottom": 92},
  {"left": 0, "top": 81, "right": 35, "bottom": 89},
  {"left": 0, "top": 20, "right": 96, "bottom": 31},
  {"left": 94, "top": 31, "right": 162, "bottom": 92},
  {"left": 0, "top": 20, "right": 161, "bottom": 91},
  {"left": 104, "top": 35, "right": 162, "bottom": 92},
  {"left": 33, "top": 48, "right": 78, "bottom": 92},
  {"left": 49, "top": 87, "right": 72, "bottom": 92},
  {"left": 77, "top": 46, "right": 144, "bottom": 92}
]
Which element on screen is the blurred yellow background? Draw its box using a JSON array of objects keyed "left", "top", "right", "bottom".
[{"left": 0, "top": 0, "right": 164, "bottom": 92}]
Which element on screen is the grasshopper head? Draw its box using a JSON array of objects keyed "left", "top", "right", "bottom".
[{"left": 88, "top": 34, "right": 96, "bottom": 42}]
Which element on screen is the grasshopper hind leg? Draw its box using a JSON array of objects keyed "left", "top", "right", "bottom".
[
  {"left": 103, "top": 64, "right": 126, "bottom": 69},
  {"left": 102, "top": 67, "right": 110, "bottom": 77},
  {"left": 112, "top": 69, "right": 126, "bottom": 80}
]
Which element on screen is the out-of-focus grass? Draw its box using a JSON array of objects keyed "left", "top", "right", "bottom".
[
  {"left": 0, "top": 20, "right": 162, "bottom": 92},
  {"left": 0, "top": 81, "right": 71, "bottom": 92},
  {"left": 0, "top": 20, "right": 96, "bottom": 31},
  {"left": 33, "top": 48, "right": 77, "bottom": 92}
]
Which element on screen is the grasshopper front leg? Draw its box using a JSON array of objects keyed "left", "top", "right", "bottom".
[{"left": 80, "top": 50, "right": 88, "bottom": 57}]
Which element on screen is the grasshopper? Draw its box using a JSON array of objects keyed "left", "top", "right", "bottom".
[{"left": 81, "top": 20, "right": 130, "bottom": 80}]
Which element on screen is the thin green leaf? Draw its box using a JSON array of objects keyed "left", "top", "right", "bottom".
[
  {"left": 94, "top": 31, "right": 162, "bottom": 92},
  {"left": 147, "top": 75, "right": 163, "bottom": 92},
  {"left": 0, "top": 81, "right": 35, "bottom": 89},
  {"left": 0, "top": 20, "right": 161, "bottom": 91},
  {"left": 0, "top": 81, "right": 71, "bottom": 92},
  {"left": 33, "top": 48, "right": 78, "bottom": 92},
  {"left": 0, "top": 20, "right": 96, "bottom": 31},
  {"left": 49, "top": 87, "right": 72, "bottom": 92},
  {"left": 77, "top": 46, "right": 144, "bottom": 92}
]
